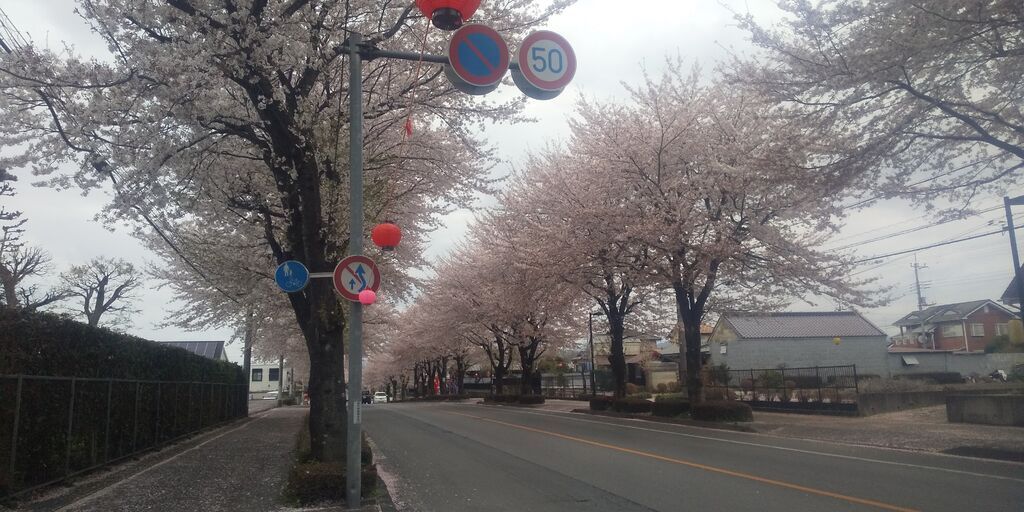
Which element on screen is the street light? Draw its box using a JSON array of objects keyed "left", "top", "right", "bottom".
[
  {"left": 1004, "top": 195, "right": 1024, "bottom": 324},
  {"left": 588, "top": 311, "right": 604, "bottom": 395}
]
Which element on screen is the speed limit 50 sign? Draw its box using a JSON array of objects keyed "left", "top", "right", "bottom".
[{"left": 516, "top": 31, "right": 577, "bottom": 92}]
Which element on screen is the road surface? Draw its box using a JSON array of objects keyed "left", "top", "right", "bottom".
[{"left": 363, "top": 402, "right": 1024, "bottom": 512}]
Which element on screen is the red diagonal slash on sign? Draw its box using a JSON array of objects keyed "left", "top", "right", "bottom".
[{"left": 462, "top": 37, "right": 497, "bottom": 74}]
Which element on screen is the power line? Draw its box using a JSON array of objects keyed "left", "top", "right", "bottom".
[
  {"left": 853, "top": 225, "right": 1023, "bottom": 264},
  {"left": 827, "top": 204, "right": 1003, "bottom": 251}
]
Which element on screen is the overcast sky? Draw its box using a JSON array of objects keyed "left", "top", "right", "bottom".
[{"left": 3, "top": 1, "right": 1021, "bottom": 364}]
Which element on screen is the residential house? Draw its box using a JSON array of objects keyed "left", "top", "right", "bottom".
[
  {"left": 157, "top": 340, "right": 229, "bottom": 362},
  {"left": 892, "top": 300, "right": 1015, "bottom": 352},
  {"left": 592, "top": 330, "right": 660, "bottom": 386},
  {"left": 706, "top": 311, "right": 889, "bottom": 375},
  {"left": 659, "top": 323, "right": 715, "bottom": 363}
]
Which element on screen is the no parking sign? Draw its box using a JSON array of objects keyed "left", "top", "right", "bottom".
[{"left": 446, "top": 24, "right": 509, "bottom": 95}]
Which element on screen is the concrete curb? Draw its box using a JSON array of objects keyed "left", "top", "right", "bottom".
[{"left": 572, "top": 409, "right": 757, "bottom": 433}]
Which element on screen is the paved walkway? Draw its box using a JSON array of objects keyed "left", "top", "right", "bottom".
[{"left": 58, "top": 407, "right": 306, "bottom": 512}]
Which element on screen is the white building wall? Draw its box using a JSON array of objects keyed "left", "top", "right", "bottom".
[
  {"left": 248, "top": 362, "right": 294, "bottom": 394},
  {"left": 707, "top": 336, "right": 890, "bottom": 375}
]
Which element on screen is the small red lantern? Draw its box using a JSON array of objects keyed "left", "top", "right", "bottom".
[
  {"left": 359, "top": 289, "right": 377, "bottom": 306},
  {"left": 371, "top": 222, "right": 402, "bottom": 251},
  {"left": 415, "top": 0, "right": 481, "bottom": 31}
]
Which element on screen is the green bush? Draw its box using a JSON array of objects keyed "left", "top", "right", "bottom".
[
  {"left": 612, "top": 398, "right": 653, "bottom": 414},
  {"left": 652, "top": 398, "right": 690, "bottom": 417},
  {"left": 517, "top": 395, "right": 545, "bottom": 405},
  {"left": 655, "top": 383, "right": 668, "bottom": 393},
  {"left": 0, "top": 309, "right": 246, "bottom": 497},
  {"left": 691, "top": 401, "right": 753, "bottom": 422},
  {"left": 589, "top": 396, "right": 614, "bottom": 411}
]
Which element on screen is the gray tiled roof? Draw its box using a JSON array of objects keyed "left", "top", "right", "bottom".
[
  {"left": 892, "top": 300, "right": 1007, "bottom": 327},
  {"left": 723, "top": 312, "right": 886, "bottom": 339},
  {"left": 159, "top": 341, "right": 227, "bottom": 361},
  {"left": 1001, "top": 269, "right": 1021, "bottom": 305}
]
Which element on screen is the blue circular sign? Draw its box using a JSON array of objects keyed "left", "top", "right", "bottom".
[
  {"left": 447, "top": 24, "right": 509, "bottom": 87},
  {"left": 275, "top": 260, "right": 310, "bottom": 293}
]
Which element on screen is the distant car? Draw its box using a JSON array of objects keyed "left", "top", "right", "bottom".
[
  {"left": 373, "top": 392, "right": 388, "bottom": 404},
  {"left": 361, "top": 392, "right": 373, "bottom": 404},
  {"left": 262, "top": 391, "right": 279, "bottom": 400}
]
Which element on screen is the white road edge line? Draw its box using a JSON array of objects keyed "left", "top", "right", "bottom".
[
  {"left": 463, "top": 404, "right": 1024, "bottom": 483},
  {"left": 55, "top": 407, "right": 279, "bottom": 512}
]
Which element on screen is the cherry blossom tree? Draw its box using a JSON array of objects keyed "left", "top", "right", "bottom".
[
  {"left": 730, "top": 0, "right": 1024, "bottom": 209},
  {"left": 570, "top": 64, "right": 879, "bottom": 403},
  {"left": 0, "top": 0, "right": 569, "bottom": 462},
  {"left": 500, "top": 150, "right": 672, "bottom": 397}
]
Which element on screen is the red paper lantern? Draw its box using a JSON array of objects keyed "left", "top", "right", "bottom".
[
  {"left": 415, "top": 0, "right": 481, "bottom": 31},
  {"left": 371, "top": 222, "right": 402, "bottom": 250},
  {"left": 359, "top": 289, "right": 377, "bottom": 306}
]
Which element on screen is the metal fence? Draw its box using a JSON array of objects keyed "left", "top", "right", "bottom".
[
  {"left": 539, "top": 373, "right": 592, "bottom": 399},
  {"left": 703, "top": 364, "right": 859, "bottom": 414},
  {"left": 0, "top": 374, "right": 248, "bottom": 500}
]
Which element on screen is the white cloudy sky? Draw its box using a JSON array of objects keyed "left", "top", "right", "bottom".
[{"left": 2, "top": 1, "right": 1021, "bottom": 363}]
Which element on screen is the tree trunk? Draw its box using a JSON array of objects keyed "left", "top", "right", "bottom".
[
  {"left": 300, "top": 281, "right": 346, "bottom": 463},
  {"left": 607, "top": 312, "right": 627, "bottom": 398},
  {"left": 679, "top": 314, "right": 704, "bottom": 404},
  {"left": 0, "top": 267, "right": 17, "bottom": 308},
  {"left": 518, "top": 342, "right": 540, "bottom": 396}
]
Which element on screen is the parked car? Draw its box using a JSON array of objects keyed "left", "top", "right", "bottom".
[{"left": 373, "top": 391, "right": 388, "bottom": 404}]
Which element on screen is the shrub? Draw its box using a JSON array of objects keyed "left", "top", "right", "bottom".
[
  {"left": 612, "top": 398, "right": 654, "bottom": 414},
  {"left": 625, "top": 383, "right": 640, "bottom": 395},
  {"left": 517, "top": 395, "right": 545, "bottom": 405},
  {"left": 703, "top": 387, "right": 731, "bottom": 401},
  {"left": 655, "top": 383, "right": 668, "bottom": 393},
  {"left": 895, "top": 372, "right": 964, "bottom": 385},
  {"left": 691, "top": 401, "right": 753, "bottom": 422},
  {"left": 667, "top": 381, "right": 683, "bottom": 393},
  {"left": 589, "top": 396, "right": 614, "bottom": 411},
  {"left": 652, "top": 398, "right": 690, "bottom": 417}
]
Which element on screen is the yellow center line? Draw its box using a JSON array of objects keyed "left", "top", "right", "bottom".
[{"left": 450, "top": 411, "right": 919, "bottom": 512}]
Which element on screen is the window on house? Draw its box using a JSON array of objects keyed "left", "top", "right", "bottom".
[
  {"left": 251, "top": 369, "right": 263, "bottom": 382},
  {"left": 941, "top": 324, "right": 964, "bottom": 338},
  {"left": 269, "top": 368, "right": 280, "bottom": 381},
  {"left": 970, "top": 323, "right": 985, "bottom": 337},
  {"left": 996, "top": 323, "right": 1009, "bottom": 336}
]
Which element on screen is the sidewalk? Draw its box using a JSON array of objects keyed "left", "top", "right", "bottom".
[{"left": 55, "top": 407, "right": 306, "bottom": 512}]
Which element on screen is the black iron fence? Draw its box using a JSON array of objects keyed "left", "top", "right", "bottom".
[
  {"left": 1, "top": 374, "right": 248, "bottom": 500},
  {"left": 704, "top": 364, "right": 859, "bottom": 414}
]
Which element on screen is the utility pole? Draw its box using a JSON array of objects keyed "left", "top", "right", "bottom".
[
  {"left": 911, "top": 254, "right": 929, "bottom": 311},
  {"left": 1004, "top": 195, "right": 1024, "bottom": 324}
]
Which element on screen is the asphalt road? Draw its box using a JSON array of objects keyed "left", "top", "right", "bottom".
[{"left": 362, "top": 402, "right": 1024, "bottom": 512}]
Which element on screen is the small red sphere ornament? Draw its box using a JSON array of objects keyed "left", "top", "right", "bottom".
[
  {"left": 358, "top": 289, "right": 377, "bottom": 306},
  {"left": 415, "top": 0, "right": 481, "bottom": 31},
  {"left": 371, "top": 222, "right": 402, "bottom": 251}
]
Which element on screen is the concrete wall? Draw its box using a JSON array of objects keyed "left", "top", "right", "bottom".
[
  {"left": 887, "top": 352, "right": 1024, "bottom": 378},
  {"left": 707, "top": 336, "right": 889, "bottom": 375},
  {"left": 947, "top": 394, "right": 1024, "bottom": 426}
]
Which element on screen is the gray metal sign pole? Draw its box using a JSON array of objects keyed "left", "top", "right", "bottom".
[{"left": 346, "top": 32, "right": 365, "bottom": 510}]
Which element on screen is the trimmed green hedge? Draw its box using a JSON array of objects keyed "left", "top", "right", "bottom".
[
  {"left": 652, "top": 398, "right": 690, "bottom": 417},
  {"left": 0, "top": 309, "right": 244, "bottom": 383},
  {"left": 485, "top": 394, "right": 546, "bottom": 405},
  {"left": 589, "top": 396, "right": 614, "bottom": 411},
  {"left": 690, "top": 401, "right": 753, "bottom": 422},
  {"left": 0, "top": 310, "right": 245, "bottom": 498},
  {"left": 612, "top": 398, "right": 653, "bottom": 414}
]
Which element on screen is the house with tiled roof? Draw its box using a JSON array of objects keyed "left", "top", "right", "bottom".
[
  {"left": 706, "top": 311, "right": 889, "bottom": 375},
  {"left": 157, "top": 340, "right": 229, "bottom": 361},
  {"left": 892, "top": 300, "right": 1015, "bottom": 352}
]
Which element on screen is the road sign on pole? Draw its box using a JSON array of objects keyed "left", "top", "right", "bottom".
[
  {"left": 274, "top": 260, "right": 310, "bottom": 293},
  {"left": 446, "top": 24, "right": 509, "bottom": 95},
  {"left": 333, "top": 255, "right": 381, "bottom": 302},
  {"left": 512, "top": 30, "right": 576, "bottom": 99}
]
